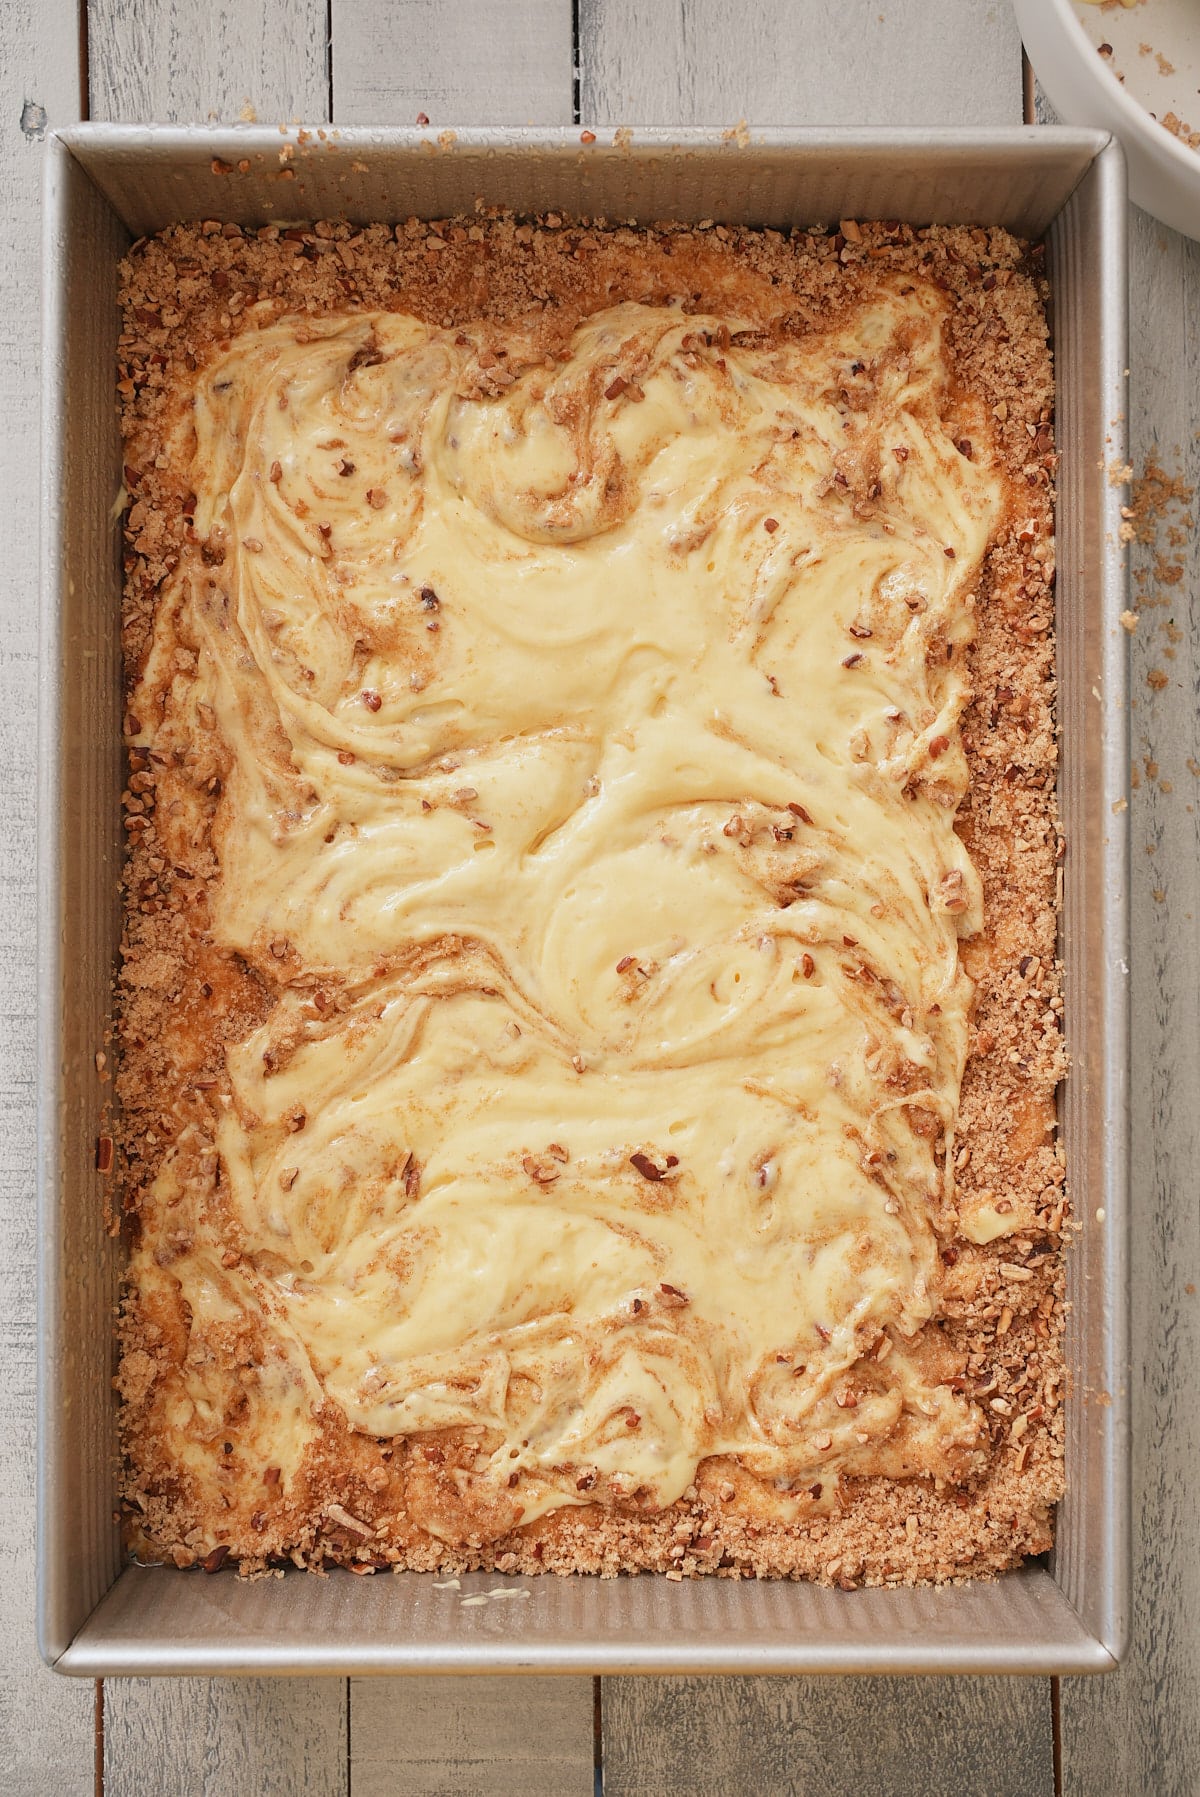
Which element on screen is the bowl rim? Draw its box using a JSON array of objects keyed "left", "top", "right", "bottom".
[{"left": 1037, "top": 0, "right": 1200, "bottom": 183}]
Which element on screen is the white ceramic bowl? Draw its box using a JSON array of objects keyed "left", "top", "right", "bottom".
[{"left": 1013, "top": 0, "right": 1200, "bottom": 239}]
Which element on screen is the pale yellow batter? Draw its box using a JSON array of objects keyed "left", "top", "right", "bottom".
[{"left": 131, "top": 284, "right": 1004, "bottom": 1535}]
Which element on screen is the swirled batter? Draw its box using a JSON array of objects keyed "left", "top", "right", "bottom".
[{"left": 129, "top": 277, "right": 1014, "bottom": 1540}]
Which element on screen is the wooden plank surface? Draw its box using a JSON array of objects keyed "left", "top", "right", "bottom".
[
  {"left": 350, "top": 1675, "right": 595, "bottom": 1797},
  {"left": 332, "top": 5, "right": 594, "bottom": 1788},
  {"left": 332, "top": 0, "right": 575, "bottom": 126},
  {"left": 88, "top": 0, "right": 330, "bottom": 123},
  {"left": 603, "top": 1675, "right": 1055, "bottom": 1797},
  {"left": 0, "top": 2, "right": 93, "bottom": 1792},
  {"left": 583, "top": 0, "right": 1051, "bottom": 1784},
  {"left": 104, "top": 1678, "right": 347, "bottom": 1797},
  {"left": 1056, "top": 208, "right": 1200, "bottom": 1797},
  {"left": 89, "top": 8, "right": 350, "bottom": 1794},
  {"left": 579, "top": 0, "right": 1024, "bottom": 125}
]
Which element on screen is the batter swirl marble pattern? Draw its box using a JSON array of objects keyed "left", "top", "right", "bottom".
[{"left": 114, "top": 216, "right": 1065, "bottom": 1581}]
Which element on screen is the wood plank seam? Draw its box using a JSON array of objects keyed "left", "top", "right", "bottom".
[
  {"left": 87, "top": 3, "right": 347, "bottom": 1785},
  {"left": 572, "top": 0, "right": 581, "bottom": 123},
  {"left": 95, "top": 1679, "right": 104, "bottom": 1797}
]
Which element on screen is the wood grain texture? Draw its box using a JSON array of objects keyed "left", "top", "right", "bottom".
[
  {"left": 603, "top": 1674, "right": 1055, "bottom": 1797},
  {"left": 1056, "top": 209, "right": 1200, "bottom": 1797},
  {"left": 0, "top": 2, "right": 95, "bottom": 1786},
  {"left": 332, "top": 0, "right": 575, "bottom": 126},
  {"left": 91, "top": 0, "right": 349, "bottom": 1789},
  {"left": 104, "top": 1675, "right": 348, "bottom": 1797},
  {"left": 87, "top": 0, "right": 329, "bottom": 123},
  {"left": 350, "top": 1674, "right": 595, "bottom": 1797},
  {"left": 579, "top": 0, "right": 1023, "bottom": 126}
]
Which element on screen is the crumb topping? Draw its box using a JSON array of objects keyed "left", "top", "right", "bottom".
[{"left": 113, "top": 212, "right": 1064, "bottom": 1586}]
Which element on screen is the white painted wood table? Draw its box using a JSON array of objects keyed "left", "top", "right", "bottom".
[{"left": 3, "top": 1, "right": 1197, "bottom": 1791}]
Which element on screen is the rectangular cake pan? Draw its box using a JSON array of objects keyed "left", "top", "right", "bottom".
[{"left": 38, "top": 125, "right": 1129, "bottom": 1677}]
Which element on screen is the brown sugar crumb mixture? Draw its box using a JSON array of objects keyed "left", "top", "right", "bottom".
[{"left": 113, "top": 213, "right": 1065, "bottom": 1586}]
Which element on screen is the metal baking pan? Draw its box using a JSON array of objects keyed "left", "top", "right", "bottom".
[{"left": 38, "top": 125, "right": 1129, "bottom": 1676}]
